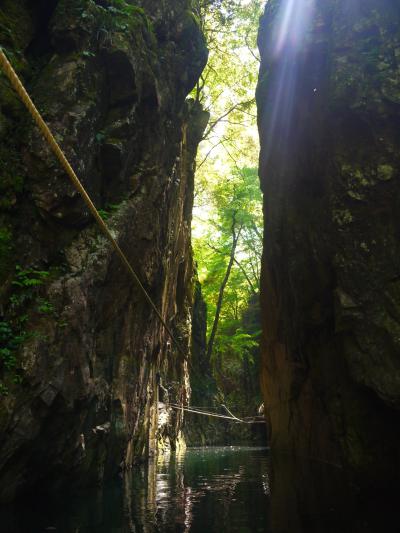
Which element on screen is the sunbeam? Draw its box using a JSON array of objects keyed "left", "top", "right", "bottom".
[
  {"left": 258, "top": 0, "right": 317, "bottom": 179},
  {"left": 273, "top": 0, "right": 316, "bottom": 57}
]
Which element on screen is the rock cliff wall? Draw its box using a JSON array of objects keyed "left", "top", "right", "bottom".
[
  {"left": 184, "top": 280, "right": 223, "bottom": 446},
  {"left": 0, "top": 0, "right": 207, "bottom": 502},
  {"left": 257, "top": 0, "right": 400, "bottom": 488}
]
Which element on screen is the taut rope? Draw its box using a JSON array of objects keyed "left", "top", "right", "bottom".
[{"left": 0, "top": 47, "right": 186, "bottom": 358}]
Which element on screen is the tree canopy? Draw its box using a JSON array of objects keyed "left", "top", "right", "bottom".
[{"left": 191, "top": 0, "right": 264, "bottom": 413}]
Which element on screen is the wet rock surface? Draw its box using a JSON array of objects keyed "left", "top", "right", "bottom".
[
  {"left": 0, "top": 0, "right": 207, "bottom": 502},
  {"left": 257, "top": 0, "right": 400, "bottom": 489}
]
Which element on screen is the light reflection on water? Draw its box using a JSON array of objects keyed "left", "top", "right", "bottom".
[
  {"left": 2, "top": 447, "right": 271, "bottom": 533},
  {"left": 128, "top": 446, "right": 271, "bottom": 533},
  {"left": 2, "top": 446, "right": 398, "bottom": 532}
]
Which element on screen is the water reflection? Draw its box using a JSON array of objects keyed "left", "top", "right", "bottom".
[
  {"left": 1, "top": 446, "right": 399, "bottom": 532},
  {"left": 128, "top": 447, "right": 272, "bottom": 533}
]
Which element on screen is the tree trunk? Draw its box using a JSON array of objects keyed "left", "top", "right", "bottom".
[{"left": 206, "top": 218, "right": 241, "bottom": 360}]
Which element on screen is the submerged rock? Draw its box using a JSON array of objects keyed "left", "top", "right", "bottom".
[
  {"left": 257, "top": 0, "right": 400, "bottom": 489},
  {"left": 0, "top": 0, "right": 207, "bottom": 502}
]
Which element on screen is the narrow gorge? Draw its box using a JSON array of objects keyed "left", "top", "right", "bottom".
[{"left": 0, "top": 0, "right": 400, "bottom": 530}]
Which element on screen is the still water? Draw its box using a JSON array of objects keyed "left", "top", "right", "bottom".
[{"left": 2, "top": 446, "right": 398, "bottom": 533}]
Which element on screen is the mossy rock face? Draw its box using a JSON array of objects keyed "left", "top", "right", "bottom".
[
  {"left": 0, "top": 0, "right": 34, "bottom": 52},
  {"left": 0, "top": 0, "right": 207, "bottom": 502},
  {"left": 257, "top": 0, "right": 400, "bottom": 490}
]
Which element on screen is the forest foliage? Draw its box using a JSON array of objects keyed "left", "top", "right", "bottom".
[{"left": 192, "top": 0, "right": 264, "bottom": 409}]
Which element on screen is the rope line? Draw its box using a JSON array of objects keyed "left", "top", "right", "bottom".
[
  {"left": 0, "top": 47, "right": 186, "bottom": 358},
  {"left": 169, "top": 404, "right": 266, "bottom": 424},
  {"left": 170, "top": 405, "right": 342, "bottom": 467},
  {"left": 170, "top": 404, "right": 246, "bottom": 422},
  {"left": 221, "top": 403, "right": 243, "bottom": 422}
]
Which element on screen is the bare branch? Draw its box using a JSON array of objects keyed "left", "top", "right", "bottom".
[
  {"left": 203, "top": 100, "right": 252, "bottom": 139},
  {"left": 197, "top": 139, "right": 225, "bottom": 169}
]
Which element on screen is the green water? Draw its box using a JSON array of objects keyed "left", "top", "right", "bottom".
[{"left": 2, "top": 446, "right": 398, "bottom": 532}]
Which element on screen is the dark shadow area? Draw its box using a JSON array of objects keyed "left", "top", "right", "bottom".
[{"left": 1, "top": 447, "right": 399, "bottom": 533}]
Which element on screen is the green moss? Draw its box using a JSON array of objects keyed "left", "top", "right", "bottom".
[
  {"left": 98, "top": 202, "right": 120, "bottom": 221},
  {"left": 109, "top": 0, "right": 146, "bottom": 17},
  {"left": 377, "top": 163, "right": 394, "bottom": 181},
  {"left": 94, "top": 0, "right": 148, "bottom": 36},
  {"left": 0, "top": 318, "right": 26, "bottom": 396},
  {"left": 182, "top": 8, "right": 203, "bottom": 36},
  {"left": 0, "top": 0, "right": 34, "bottom": 52},
  {"left": 333, "top": 209, "right": 354, "bottom": 227},
  {"left": 0, "top": 265, "right": 54, "bottom": 395},
  {"left": 177, "top": 9, "right": 206, "bottom": 50}
]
